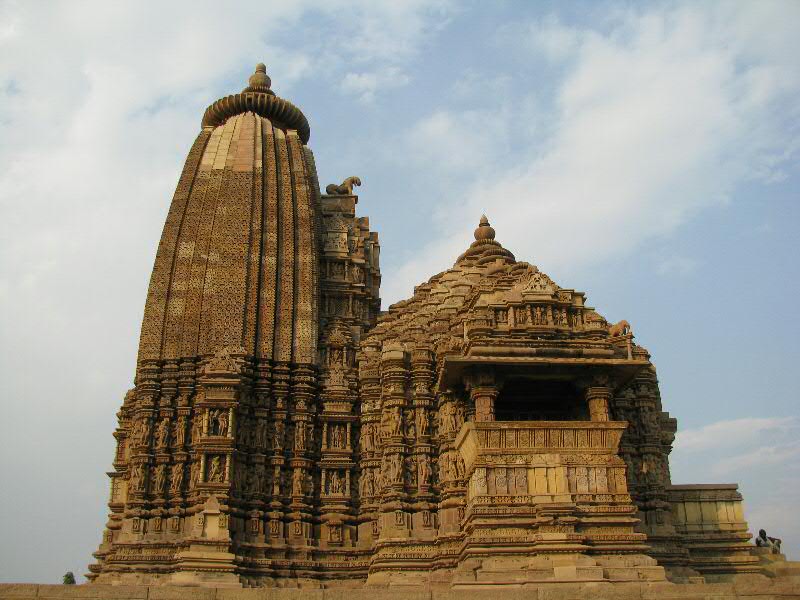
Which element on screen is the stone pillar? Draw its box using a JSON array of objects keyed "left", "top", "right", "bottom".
[
  {"left": 377, "top": 343, "right": 410, "bottom": 539},
  {"left": 356, "top": 348, "right": 382, "bottom": 546},
  {"left": 469, "top": 372, "right": 498, "bottom": 423},
  {"left": 586, "top": 376, "right": 611, "bottom": 422}
]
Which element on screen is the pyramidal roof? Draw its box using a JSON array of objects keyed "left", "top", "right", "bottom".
[{"left": 362, "top": 217, "right": 609, "bottom": 356}]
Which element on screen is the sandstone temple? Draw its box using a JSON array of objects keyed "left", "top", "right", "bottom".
[{"left": 84, "top": 64, "right": 797, "bottom": 593}]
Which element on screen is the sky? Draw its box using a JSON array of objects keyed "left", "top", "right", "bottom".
[{"left": 1, "top": 0, "right": 799, "bottom": 583}]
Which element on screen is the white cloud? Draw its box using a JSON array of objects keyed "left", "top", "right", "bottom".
[
  {"left": 711, "top": 441, "right": 800, "bottom": 476},
  {"left": 404, "top": 110, "right": 502, "bottom": 172},
  {"left": 518, "top": 14, "right": 580, "bottom": 62},
  {"left": 342, "top": 67, "right": 411, "bottom": 103},
  {"left": 673, "top": 417, "right": 793, "bottom": 452},
  {"left": 386, "top": 1, "right": 800, "bottom": 304}
]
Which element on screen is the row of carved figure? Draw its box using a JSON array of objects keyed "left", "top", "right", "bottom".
[
  {"left": 129, "top": 411, "right": 228, "bottom": 449},
  {"left": 125, "top": 397, "right": 667, "bottom": 462},
  {"left": 494, "top": 305, "right": 578, "bottom": 328},
  {"left": 360, "top": 404, "right": 462, "bottom": 451},
  {"left": 127, "top": 459, "right": 334, "bottom": 497},
  {"left": 129, "top": 406, "right": 447, "bottom": 458},
  {"left": 127, "top": 413, "right": 358, "bottom": 453},
  {"left": 124, "top": 449, "right": 470, "bottom": 501},
  {"left": 324, "top": 260, "right": 365, "bottom": 283}
]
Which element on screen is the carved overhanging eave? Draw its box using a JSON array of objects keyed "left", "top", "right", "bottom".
[{"left": 437, "top": 355, "right": 650, "bottom": 391}]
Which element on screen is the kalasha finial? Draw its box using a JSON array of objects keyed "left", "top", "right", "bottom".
[
  {"left": 243, "top": 62, "right": 273, "bottom": 94},
  {"left": 474, "top": 214, "right": 496, "bottom": 241}
]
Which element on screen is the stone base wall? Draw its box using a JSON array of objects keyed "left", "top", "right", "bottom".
[
  {"left": 3, "top": 581, "right": 800, "bottom": 600},
  {"left": 667, "top": 484, "right": 762, "bottom": 579}
]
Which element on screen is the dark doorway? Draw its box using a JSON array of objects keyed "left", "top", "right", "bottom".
[{"left": 495, "top": 378, "right": 587, "bottom": 421}]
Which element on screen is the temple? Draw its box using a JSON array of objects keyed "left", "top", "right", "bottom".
[{"left": 87, "top": 64, "right": 796, "bottom": 591}]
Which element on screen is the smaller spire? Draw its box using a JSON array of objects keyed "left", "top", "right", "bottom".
[
  {"left": 243, "top": 62, "right": 274, "bottom": 95},
  {"left": 456, "top": 214, "right": 515, "bottom": 264},
  {"left": 474, "top": 214, "right": 496, "bottom": 241}
]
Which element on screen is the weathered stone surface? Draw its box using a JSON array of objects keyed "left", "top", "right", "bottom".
[
  {"left": 82, "top": 62, "right": 796, "bottom": 595},
  {"left": 0, "top": 584, "right": 39, "bottom": 598},
  {"left": 36, "top": 587, "right": 148, "bottom": 599},
  {"left": 4, "top": 583, "right": 800, "bottom": 599},
  {"left": 148, "top": 587, "right": 217, "bottom": 600}
]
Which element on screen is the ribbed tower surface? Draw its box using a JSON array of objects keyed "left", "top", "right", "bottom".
[{"left": 139, "top": 78, "right": 319, "bottom": 366}]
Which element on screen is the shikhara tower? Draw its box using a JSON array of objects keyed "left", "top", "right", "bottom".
[{"left": 89, "top": 65, "right": 771, "bottom": 588}]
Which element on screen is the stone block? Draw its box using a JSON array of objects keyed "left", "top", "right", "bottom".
[
  {"left": 36, "top": 585, "right": 149, "bottom": 599},
  {"left": 275, "top": 590, "right": 323, "bottom": 600},
  {"left": 434, "top": 590, "right": 535, "bottom": 600},
  {"left": 149, "top": 587, "right": 217, "bottom": 600},
  {"left": 217, "top": 590, "right": 278, "bottom": 600},
  {"left": 0, "top": 584, "right": 38, "bottom": 598},
  {"left": 577, "top": 582, "right": 643, "bottom": 600},
  {"left": 327, "top": 591, "right": 428, "bottom": 600},
  {"left": 640, "top": 582, "right": 733, "bottom": 599},
  {"left": 537, "top": 582, "right": 588, "bottom": 600}
]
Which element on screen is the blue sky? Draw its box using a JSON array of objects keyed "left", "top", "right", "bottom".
[{"left": 0, "top": 0, "right": 798, "bottom": 583}]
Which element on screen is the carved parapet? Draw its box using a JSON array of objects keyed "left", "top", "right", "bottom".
[
  {"left": 457, "top": 421, "right": 628, "bottom": 469},
  {"left": 455, "top": 421, "right": 647, "bottom": 557}
]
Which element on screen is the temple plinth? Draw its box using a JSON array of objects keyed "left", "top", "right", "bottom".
[{"left": 451, "top": 420, "right": 665, "bottom": 584}]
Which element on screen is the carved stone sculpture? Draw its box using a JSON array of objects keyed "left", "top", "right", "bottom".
[
  {"left": 170, "top": 464, "right": 183, "bottom": 494},
  {"left": 153, "top": 464, "right": 166, "bottom": 493},
  {"left": 609, "top": 319, "right": 631, "bottom": 337},
  {"left": 325, "top": 176, "right": 361, "bottom": 195},
  {"left": 156, "top": 419, "right": 170, "bottom": 448},
  {"left": 292, "top": 468, "right": 303, "bottom": 496},
  {"left": 295, "top": 422, "right": 307, "bottom": 450},
  {"left": 208, "top": 456, "right": 223, "bottom": 483}
]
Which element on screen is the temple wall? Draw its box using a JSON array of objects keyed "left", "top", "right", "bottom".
[{"left": 667, "top": 484, "right": 762, "bottom": 579}]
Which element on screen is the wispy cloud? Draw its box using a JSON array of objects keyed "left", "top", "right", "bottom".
[
  {"left": 674, "top": 417, "right": 794, "bottom": 452},
  {"left": 711, "top": 441, "right": 800, "bottom": 476},
  {"left": 342, "top": 67, "right": 411, "bottom": 103},
  {"left": 385, "top": 2, "right": 800, "bottom": 303}
]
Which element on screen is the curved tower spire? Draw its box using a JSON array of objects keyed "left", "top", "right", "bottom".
[{"left": 137, "top": 63, "right": 317, "bottom": 366}]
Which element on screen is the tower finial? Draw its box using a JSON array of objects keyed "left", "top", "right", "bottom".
[
  {"left": 474, "top": 214, "right": 496, "bottom": 241},
  {"left": 243, "top": 62, "right": 273, "bottom": 95}
]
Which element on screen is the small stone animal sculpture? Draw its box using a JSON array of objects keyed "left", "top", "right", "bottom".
[
  {"left": 609, "top": 319, "right": 631, "bottom": 337},
  {"left": 326, "top": 176, "right": 361, "bottom": 195}
]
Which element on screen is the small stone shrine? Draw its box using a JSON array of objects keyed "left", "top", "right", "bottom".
[{"left": 87, "top": 64, "right": 797, "bottom": 591}]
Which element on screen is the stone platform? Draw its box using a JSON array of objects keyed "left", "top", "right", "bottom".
[{"left": 3, "top": 580, "right": 800, "bottom": 600}]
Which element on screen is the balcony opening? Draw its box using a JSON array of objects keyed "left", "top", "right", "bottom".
[{"left": 495, "top": 378, "right": 587, "bottom": 421}]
